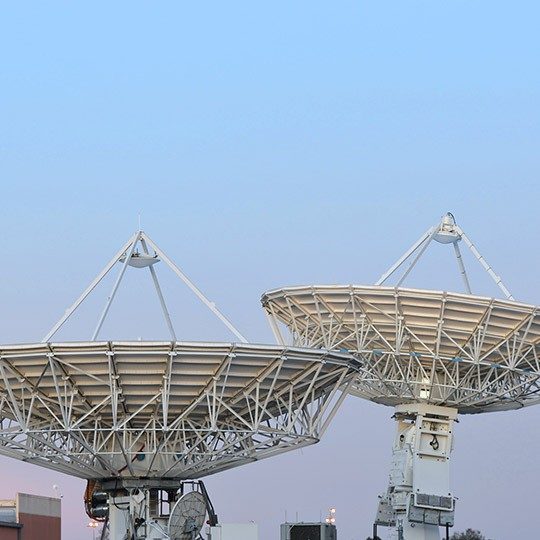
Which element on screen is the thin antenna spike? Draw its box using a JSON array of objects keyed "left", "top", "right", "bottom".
[
  {"left": 452, "top": 242, "right": 472, "bottom": 294},
  {"left": 42, "top": 232, "right": 140, "bottom": 342},
  {"left": 395, "top": 228, "right": 438, "bottom": 288},
  {"left": 376, "top": 227, "right": 435, "bottom": 286},
  {"left": 141, "top": 232, "right": 248, "bottom": 343},
  {"left": 92, "top": 233, "right": 140, "bottom": 340},
  {"left": 456, "top": 227, "right": 514, "bottom": 300},
  {"left": 140, "top": 237, "right": 177, "bottom": 341}
]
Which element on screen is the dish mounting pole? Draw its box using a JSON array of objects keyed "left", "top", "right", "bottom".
[
  {"left": 376, "top": 212, "right": 514, "bottom": 300},
  {"left": 42, "top": 230, "right": 248, "bottom": 343},
  {"left": 375, "top": 404, "right": 457, "bottom": 540}
]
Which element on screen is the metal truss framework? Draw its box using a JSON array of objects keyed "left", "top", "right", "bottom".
[
  {"left": 375, "top": 212, "right": 514, "bottom": 300},
  {"left": 262, "top": 286, "right": 540, "bottom": 413},
  {"left": 42, "top": 229, "right": 248, "bottom": 343},
  {"left": 260, "top": 213, "right": 537, "bottom": 540},
  {"left": 0, "top": 342, "right": 355, "bottom": 480}
]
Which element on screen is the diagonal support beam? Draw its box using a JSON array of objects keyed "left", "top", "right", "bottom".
[
  {"left": 142, "top": 232, "right": 248, "bottom": 342},
  {"left": 396, "top": 226, "right": 439, "bottom": 288},
  {"left": 453, "top": 241, "right": 472, "bottom": 294},
  {"left": 376, "top": 227, "right": 435, "bottom": 286},
  {"left": 42, "top": 232, "right": 140, "bottom": 342},
  {"left": 41, "top": 228, "right": 247, "bottom": 343},
  {"left": 456, "top": 227, "right": 514, "bottom": 300},
  {"left": 92, "top": 233, "right": 140, "bottom": 340},
  {"left": 140, "top": 237, "right": 177, "bottom": 341},
  {"left": 375, "top": 214, "right": 514, "bottom": 300}
]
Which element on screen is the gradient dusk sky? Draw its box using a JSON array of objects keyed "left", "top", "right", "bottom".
[{"left": 1, "top": 2, "right": 540, "bottom": 539}]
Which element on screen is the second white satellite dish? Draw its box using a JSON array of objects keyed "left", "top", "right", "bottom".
[{"left": 168, "top": 491, "right": 207, "bottom": 540}]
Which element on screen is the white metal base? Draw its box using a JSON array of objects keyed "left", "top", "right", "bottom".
[
  {"left": 376, "top": 404, "right": 458, "bottom": 540},
  {"left": 107, "top": 493, "right": 166, "bottom": 540},
  {"left": 208, "top": 524, "right": 258, "bottom": 540}
]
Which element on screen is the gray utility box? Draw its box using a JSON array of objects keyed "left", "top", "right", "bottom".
[
  {"left": 280, "top": 522, "right": 337, "bottom": 540},
  {"left": 208, "top": 523, "right": 258, "bottom": 540}
]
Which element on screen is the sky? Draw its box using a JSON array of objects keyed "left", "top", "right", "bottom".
[{"left": 0, "top": 1, "right": 539, "bottom": 539}]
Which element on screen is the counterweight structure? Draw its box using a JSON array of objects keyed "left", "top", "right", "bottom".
[
  {"left": 262, "top": 213, "right": 540, "bottom": 540},
  {"left": 0, "top": 230, "right": 358, "bottom": 540}
]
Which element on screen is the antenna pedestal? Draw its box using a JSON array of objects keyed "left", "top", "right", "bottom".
[
  {"left": 95, "top": 479, "right": 214, "bottom": 540},
  {"left": 98, "top": 480, "right": 181, "bottom": 540},
  {"left": 376, "top": 404, "right": 457, "bottom": 540},
  {"left": 107, "top": 489, "right": 170, "bottom": 540}
]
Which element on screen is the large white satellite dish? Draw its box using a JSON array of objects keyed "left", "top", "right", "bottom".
[
  {"left": 262, "top": 213, "right": 540, "bottom": 540},
  {"left": 0, "top": 229, "right": 359, "bottom": 540},
  {"left": 262, "top": 285, "right": 540, "bottom": 413}
]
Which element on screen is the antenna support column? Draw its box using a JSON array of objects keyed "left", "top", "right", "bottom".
[
  {"left": 375, "top": 404, "right": 457, "bottom": 540},
  {"left": 98, "top": 478, "right": 213, "bottom": 540}
]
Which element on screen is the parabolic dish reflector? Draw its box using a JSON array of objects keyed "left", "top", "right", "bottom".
[
  {"left": 168, "top": 491, "right": 207, "bottom": 540},
  {"left": 0, "top": 341, "right": 355, "bottom": 479},
  {"left": 262, "top": 285, "right": 540, "bottom": 413}
]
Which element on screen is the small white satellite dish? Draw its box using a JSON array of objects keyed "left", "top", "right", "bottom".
[{"left": 168, "top": 491, "right": 207, "bottom": 540}]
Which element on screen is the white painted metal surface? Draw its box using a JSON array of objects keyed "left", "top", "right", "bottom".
[
  {"left": 261, "top": 214, "right": 539, "bottom": 413},
  {"left": 108, "top": 495, "right": 134, "bottom": 540},
  {"left": 262, "top": 285, "right": 540, "bottom": 413},
  {"left": 0, "top": 341, "right": 355, "bottom": 479},
  {"left": 377, "top": 404, "right": 456, "bottom": 540},
  {"left": 0, "top": 229, "right": 360, "bottom": 540},
  {"left": 209, "top": 523, "right": 258, "bottom": 540},
  {"left": 42, "top": 230, "right": 248, "bottom": 343},
  {"left": 261, "top": 213, "right": 540, "bottom": 540},
  {"left": 375, "top": 212, "right": 514, "bottom": 300}
]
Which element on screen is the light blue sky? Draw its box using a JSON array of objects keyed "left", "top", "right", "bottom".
[{"left": 1, "top": 2, "right": 539, "bottom": 539}]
